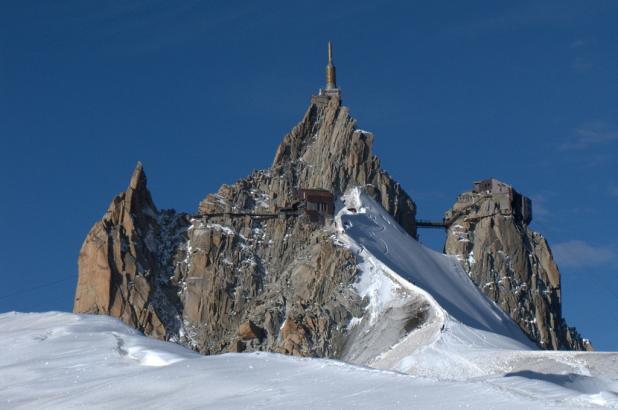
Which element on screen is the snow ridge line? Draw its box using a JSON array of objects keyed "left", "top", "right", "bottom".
[{"left": 334, "top": 187, "right": 446, "bottom": 357}]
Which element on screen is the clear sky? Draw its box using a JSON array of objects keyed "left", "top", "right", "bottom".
[{"left": 1, "top": 1, "right": 616, "bottom": 350}]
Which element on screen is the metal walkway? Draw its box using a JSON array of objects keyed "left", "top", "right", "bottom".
[
  {"left": 416, "top": 194, "right": 494, "bottom": 229},
  {"left": 201, "top": 208, "right": 302, "bottom": 220},
  {"left": 416, "top": 220, "right": 448, "bottom": 229}
]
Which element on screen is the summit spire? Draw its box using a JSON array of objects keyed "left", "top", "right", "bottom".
[
  {"left": 319, "top": 41, "right": 341, "bottom": 98},
  {"left": 326, "top": 41, "right": 336, "bottom": 90}
]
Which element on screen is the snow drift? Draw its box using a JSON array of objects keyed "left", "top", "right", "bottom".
[{"left": 2, "top": 311, "right": 617, "bottom": 409}]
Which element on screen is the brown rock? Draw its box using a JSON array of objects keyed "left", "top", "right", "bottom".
[
  {"left": 238, "top": 321, "right": 265, "bottom": 341},
  {"left": 228, "top": 340, "right": 246, "bottom": 353},
  {"left": 280, "top": 317, "right": 309, "bottom": 356},
  {"left": 444, "top": 180, "right": 587, "bottom": 350},
  {"left": 74, "top": 162, "right": 189, "bottom": 341}
]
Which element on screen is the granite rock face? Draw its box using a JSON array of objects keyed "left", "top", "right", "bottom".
[
  {"left": 74, "top": 96, "right": 417, "bottom": 357},
  {"left": 74, "top": 162, "right": 189, "bottom": 339},
  {"left": 268, "top": 96, "right": 417, "bottom": 236},
  {"left": 443, "top": 181, "right": 590, "bottom": 350}
]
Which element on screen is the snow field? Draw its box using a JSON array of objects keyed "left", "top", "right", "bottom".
[{"left": 2, "top": 311, "right": 602, "bottom": 410}]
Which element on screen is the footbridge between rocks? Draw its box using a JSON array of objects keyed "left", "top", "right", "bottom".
[
  {"left": 416, "top": 194, "right": 494, "bottom": 230},
  {"left": 416, "top": 220, "right": 448, "bottom": 229},
  {"left": 201, "top": 210, "right": 299, "bottom": 220}
]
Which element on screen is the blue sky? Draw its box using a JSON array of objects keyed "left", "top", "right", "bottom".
[{"left": 0, "top": 1, "right": 616, "bottom": 350}]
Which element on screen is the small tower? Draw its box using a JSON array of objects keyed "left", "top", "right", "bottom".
[{"left": 319, "top": 41, "right": 341, "bottom": 98}]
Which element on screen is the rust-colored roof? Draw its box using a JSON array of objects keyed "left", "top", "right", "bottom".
[{"left": 298, "top": 189, "right": 334, "bottom": 201}]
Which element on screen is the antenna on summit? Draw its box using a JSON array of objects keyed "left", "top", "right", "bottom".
[
  {"left": 319, "top": 41, "right": 341, "bottom": 98},
  {"left": 325, "top": 41, "right": 336, "bottom": 90}
]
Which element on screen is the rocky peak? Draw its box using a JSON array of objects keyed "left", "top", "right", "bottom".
[
  {"left": 443, "top": 179, "right": 590, "bottom": 350},
  {"left": 127, "top": 161, "right": 155, "bottom": 212},
  {"left": 106, "top": 162, "right": 158, "bottom": 231},
  {"left": 269, "top": 95, "right": 417, "bottom": 236},
  {"left": 75, "top": 95, "right": 419, "bottom": 357},
  {"left": 75, "top": 163, "right": 188, "bottom": 338}
]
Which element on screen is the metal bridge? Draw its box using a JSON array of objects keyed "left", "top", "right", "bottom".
[
  {"left": 202, "top": 212, "right": 278, "bottom": 219},
  {"left": 416, "top": 219, "right": 448, "bottom": 229},
  {"left": 416, "top": 194, "right": 494, "bottom": 229},
  {"left": 200, "top": 205, "right": 303, "bottom": 220}
]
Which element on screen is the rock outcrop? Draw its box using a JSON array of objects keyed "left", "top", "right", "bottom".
[
  {"left": 443, "top": 179, "right": 590, "bottom": 350},
  {"left": 74, "top": 162, "right": 189, "bottom": 339},
  {"left": 74, "top": 96, "right": 417, "bottom": 357}
]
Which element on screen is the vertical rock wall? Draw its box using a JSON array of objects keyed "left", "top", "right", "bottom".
[
  {"left": 443, "top": 187, "right": 590, "bottom": 350},
  {"left": 74, "top": 163, "right": 188, "bottom": 339}
]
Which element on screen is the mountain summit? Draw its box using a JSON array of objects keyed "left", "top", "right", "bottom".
[
  {"left": 74, "top": 44, "right": 587, "bottom": 358},
  {"left": 75, "top": 82, "right": 417, "bottom": 356}
]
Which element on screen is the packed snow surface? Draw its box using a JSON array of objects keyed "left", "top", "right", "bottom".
[
  {"left": 2, "top": 189, "right": 617, "bottom": 409},
  {"left": 1, "top": 312, "right": 616, "bottom": 409}
]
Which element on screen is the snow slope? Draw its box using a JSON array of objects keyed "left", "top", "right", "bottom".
[{"left": 2, "top": 311, "right": 617, "bottom": 409}]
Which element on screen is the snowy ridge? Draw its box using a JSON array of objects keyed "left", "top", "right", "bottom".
[{"left": 335, "top": 188, "right": 536, "bottom": 377}]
